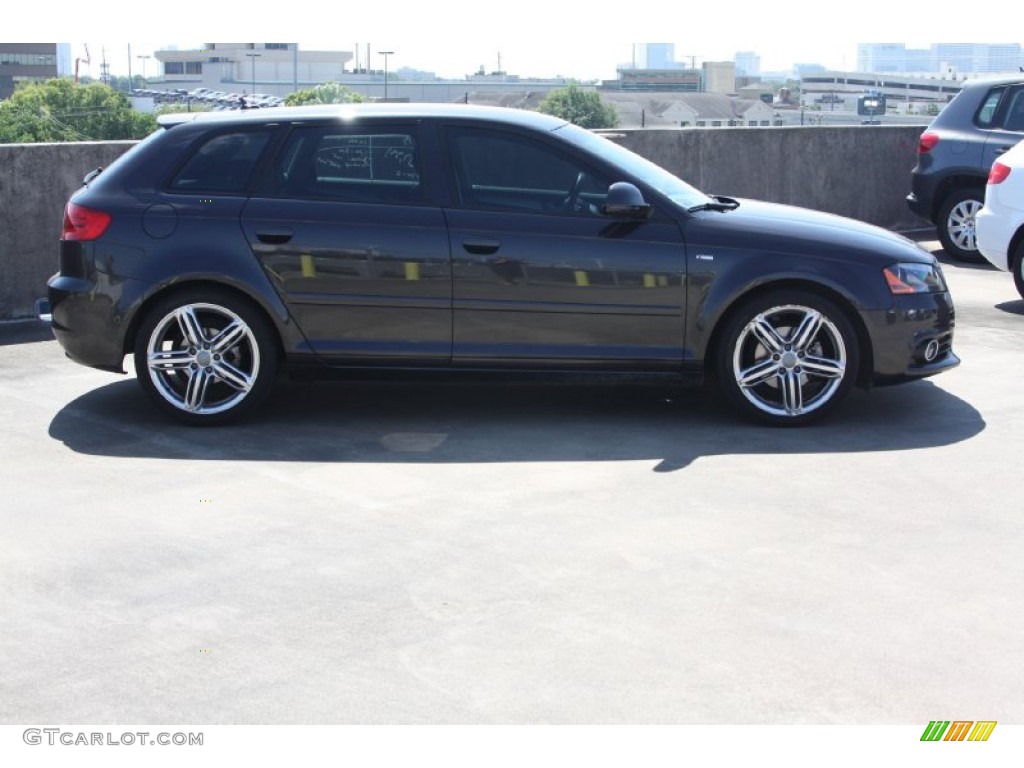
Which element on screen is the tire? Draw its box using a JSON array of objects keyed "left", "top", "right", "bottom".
[
  {"left": 133, "top": 288, "right": 279, "bottom": 425},
  {"left": 937, "top": 188, "right": 986, "bottom": 263},
  {"left": 1013, "top": 241, "right": 1024, "bottom": 301},
  {"left": 715, "top": 290, "right": 860, "bottom": 426}
]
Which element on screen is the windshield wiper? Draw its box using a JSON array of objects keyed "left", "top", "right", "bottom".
[
  {"left": 688, "top": 195, "right": 740, "bottom": 213},
  {"left": 83, "top": 167, "right": 104, "bottom": 185}
]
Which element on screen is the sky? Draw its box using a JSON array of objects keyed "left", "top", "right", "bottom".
[{"left": 11, "top": 0, "right": 1024, "bottom": 80}]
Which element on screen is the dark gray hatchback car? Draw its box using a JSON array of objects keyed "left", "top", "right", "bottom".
[
  {"left": 47, "top": 104, "right": 958, "bottom": 426},
  {"left": 907, "top": 74, "right": 1024, "bottom": 261}
]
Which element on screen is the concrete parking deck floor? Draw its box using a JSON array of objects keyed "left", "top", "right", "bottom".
[{"left": 1, "top": 241, "right": 1022, "bottom": 724}]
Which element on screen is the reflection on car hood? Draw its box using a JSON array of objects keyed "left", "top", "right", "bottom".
[{"left": 700, "top": 198, "right": 934, "bottom": 264}]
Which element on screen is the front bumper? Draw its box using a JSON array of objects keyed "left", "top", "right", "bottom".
[{"left": 864, "top": 290, "right": 959, "bottom": 385}]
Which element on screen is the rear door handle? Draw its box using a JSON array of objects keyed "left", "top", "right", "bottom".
[
  {"left": 256, "top": 227, "right": 293, "bottom": 244},
  {"left": 994, "top": 146, "right": 1013, "bottom": 156},
  {"left": 462, "top": 238, "right": 501, "bottom": 255}
]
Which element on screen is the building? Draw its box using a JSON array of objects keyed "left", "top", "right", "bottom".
[
  {"left": 604, "top": 61, "right": 737, "bottom": 95},
  {"left": 734, "top": 51, "right": 760, "bottom": 78},
  {"left": 801, "top": 71, "right": 964, "bottom": 105},
  {"left": 703, "top": 62, "right": 737, "bottom": 94},
  {"left": 0, "top": 43, "right": 61, "bottom": 99},
  {"left": 857, "top": 44, "right": 917, "bottom": 73},
  {"left": 598, "top": 92, "right": 777, "bottom": 128},
  {"left": 856, "top": 43, "right": 1022, "bottom": 75},
  {"left": 794, "top": 63, "right": 828, "bottom": 78},
  {"left": 150, "top": 44, "right": 577, "bottom": 102},
  {"left": 605, "top": 68, "right": 702, "bottom": 92},
  {"left": 932, "top": 43, "right": 1022, "bottom": 76},
  {"left": 56, "top": 44, "right": 72, "bottom": 77},
  {"left": 153, "top": 43, "right": 353, "bottom": 95},
  {"left": 640, "top": 44, "right": 676, "bottom": 70}
]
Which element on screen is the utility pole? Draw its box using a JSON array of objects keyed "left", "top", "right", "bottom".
[
  {"left": 245, "top": 52, "right": 261, "bottom": 96},
  {"left": 380, "top": 50, "right": 393, "bottom": 101}
]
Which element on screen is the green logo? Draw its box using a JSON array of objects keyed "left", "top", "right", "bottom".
[{"left": 921, "top": 721, "right": 996, "bottom": 741}]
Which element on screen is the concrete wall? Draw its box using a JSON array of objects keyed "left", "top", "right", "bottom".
[
  {"left": 0, "top": 127, "right": 927, "bottom": 321},
  {"left": 605, "top": 126, "right": 924, "bottom": 230},
  {"left": 1, "top": 141, "right": 135, "bottom": 320}
]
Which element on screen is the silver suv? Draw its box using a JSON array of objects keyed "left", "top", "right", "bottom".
[{"left": 907, "top": 74, "right": 1024, "bottom": 261}]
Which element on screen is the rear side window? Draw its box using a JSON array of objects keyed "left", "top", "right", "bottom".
[
  {"left": 269, "top": 126, "right": 423, "bottom": 204},
  {"left": 169, "top": 130, "right": 272, "bottom": 193},
  {"left": 975, "top": 87, "right": 1006, "bottom": 128},
  {"left": 1001, "top": 87, "right": 1024, "bottom": 132}
]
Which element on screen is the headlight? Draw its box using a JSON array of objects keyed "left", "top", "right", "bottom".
[{"left": 884, "top": 262, "right": 947, "bottom": 294}]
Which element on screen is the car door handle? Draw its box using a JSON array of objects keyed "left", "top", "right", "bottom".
[
  {"left": 462, "top": 238, "right": 501, "bottom": 255},
  {"left": 256, "top": 228, "right": 293, "bottom": 244},
  {"left": 994, "top": 145, "right": 1013, "bottom": 155}
]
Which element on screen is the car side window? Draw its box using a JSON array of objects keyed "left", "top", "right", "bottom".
[
  {"left": 269, "top": 126, "right": 423, "bottom": 205},
  {"left": 447, "top": 127, "right": 609, "bottom": 216},
  {"left": 975, "top": 87, "right": 1006, "bottom": 128},
  {"left": 169, "top": 130, "right": 272, "bottom": 193},
  {"left": 1000, "top": 88, "right": 1024, "bottom": 132}
]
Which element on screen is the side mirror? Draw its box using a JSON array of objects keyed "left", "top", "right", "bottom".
[{"left": 601, "top": 182, "right": 652, "bottom": 219}]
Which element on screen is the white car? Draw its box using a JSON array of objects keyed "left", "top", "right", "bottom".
[{"left": 977, "top": 139, "right": 1024, "bottom": 299}]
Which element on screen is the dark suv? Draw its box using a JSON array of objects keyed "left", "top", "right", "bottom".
[
  {"left": 47, "top": 104, "right": 958, "bottom": 426},
  {"left": 908, "top": 74, "right": 1024, "bottom": 261}
]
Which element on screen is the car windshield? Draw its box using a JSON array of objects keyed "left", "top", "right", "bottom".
[{"left": 554, "top": 122, "right": 713, "bottom": 210}]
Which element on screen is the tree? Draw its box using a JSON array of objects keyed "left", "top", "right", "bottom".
[
  {"left": 0, "top": 78, "right": 156, "bottom": 142},
  {"left": 284, "top": 82, "right": 365, "bottom": 106},
  {"left": 537, "top": 84, "right": 618, "bottom": 129},
  {"left": 156, "top": 102, "right": 214, "bottom": 115},
  {"left": 107, "top": 74, "right": 148, "bottom": 94}
]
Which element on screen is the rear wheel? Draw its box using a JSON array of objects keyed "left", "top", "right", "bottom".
[
  {"left": 937, "top": 188, "right": 986, "bottom": 263},
  {"left": 133, "top": 289, "right": 279, "bottom": 425},
  {"left": 1014, "top": 241, "right": 1024, "bottom": 301},
  {"left": 716, "top": 290, "right": 860, "bottom": 426}
]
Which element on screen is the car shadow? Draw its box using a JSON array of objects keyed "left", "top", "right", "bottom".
[
  {"left": 0, "top": 320, "right": 55, "bottom": 346},
  {"left": 901, "top": 231, "right": 998, "bottom": 271},
  {"left": 995, "top": 299, "right": 1024, "bottom": 316},
  {"left": 930, "top": 249, "right": 998, "bottom": 271},
  {"left": 48, "top": 376, "right": 985, "bottom": 472}
]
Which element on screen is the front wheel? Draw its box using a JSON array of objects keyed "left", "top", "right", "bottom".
[
  {"left": 715, "top": 290, "right": 860, "bottom": 426},
  {"left": 937, "top": 188, "right": 986, "bottom": 263},
  {"left": 133, "top": 289, "right": 279, "bottom": 425}
]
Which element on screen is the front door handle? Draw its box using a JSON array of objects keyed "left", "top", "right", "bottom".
[
  {"left": 256, "top": 227, "right": 293, "bottom": 244},
  {"left": 462, "top": 238, "right": 501, "bottom": 255}
]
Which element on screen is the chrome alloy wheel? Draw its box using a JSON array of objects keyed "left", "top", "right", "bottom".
[
  {"left": 732, "top": 304, "right": 847, "bottom": 418},
  {"left": 146, "top": 303, "right": 260, "bottom": 415},
  {"left": 946, "top": 198, "right": 981, "bottom": 253}
]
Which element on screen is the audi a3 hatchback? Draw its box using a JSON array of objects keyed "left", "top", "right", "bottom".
[{"left": 46, "top": 104, "right": 959, "bottom": 426}]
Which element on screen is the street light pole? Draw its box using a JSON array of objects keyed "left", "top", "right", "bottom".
[
  {"left": 245, "top": 52, "right": 261, "bottom": 96},
  {"left": 379, "top": 50, "right": 393, "bottom": 101},
  {"left": 136, "top": 54, "right": 150, "bottom": 88}
]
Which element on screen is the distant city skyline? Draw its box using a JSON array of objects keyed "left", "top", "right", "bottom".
[
  {"left": 62, "top": 40, "right": 1023, "bottom": 85},
  {"left": 11, "top": 1, "right": 1024, "bottom": 81}
]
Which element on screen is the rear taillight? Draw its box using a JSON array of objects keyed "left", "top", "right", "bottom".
[
  {"left": 61, "top": 202, "right": 111, "bottom": 241},
  {"left": 917, "top": 132, "right": 940, "bottom": 154},
  {"left": 988, "top": 162, "right": 1011, "bottom": 185}
]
